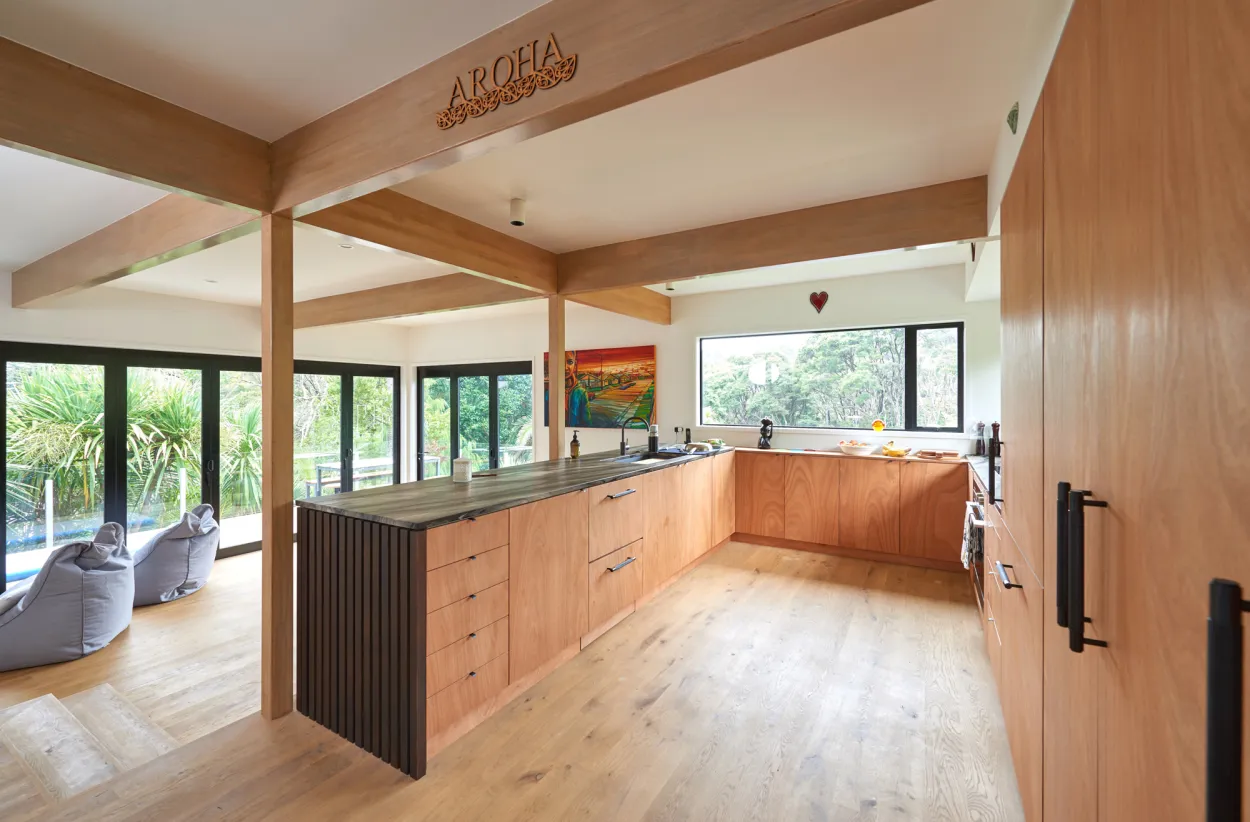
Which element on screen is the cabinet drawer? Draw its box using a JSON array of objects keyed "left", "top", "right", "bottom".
[
  {"left": 588, "top": 477, "right": 645, "bottom": 561},
  {"left": 427, "top": 581, "right": 509, "bottom": 655},
  {"left": 427, "top": 545, "right": 509, "bottom": 613},
  {"left": 427, "top": 652, "right": 509, "bottom": 740},
  {"left": 427, "top": 511, "right": 509, "bottom": 570},
  {"left": 588, "top": 540, "right": 643, "bottom": 632},
  {"left": 985, "top": 597, "right": 1003, "bottom": 685},
  {"left": 427, "top": 616, "right": 509, "bottom": 696}
]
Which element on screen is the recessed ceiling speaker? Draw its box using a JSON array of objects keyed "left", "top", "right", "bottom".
[{"left": 510, "top": 198, "right": 527, "bottom": 227}]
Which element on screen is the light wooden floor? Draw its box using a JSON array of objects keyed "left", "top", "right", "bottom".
[
  {"left": 28, "top": 541, "right": 1025, "bottom": 822},
  {"left": 0, "top": 551, "right": 262, "bottom": 745}
]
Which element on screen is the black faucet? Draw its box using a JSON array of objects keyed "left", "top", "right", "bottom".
[{"left": 620, "top": 416, "right": 650, "bottom": 455}]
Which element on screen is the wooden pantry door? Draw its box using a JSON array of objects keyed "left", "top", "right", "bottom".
[{"left": 1091, "top": 0, "right": 1250, "bottom": 819}]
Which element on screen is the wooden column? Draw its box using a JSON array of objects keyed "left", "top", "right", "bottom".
[
  {"left": 261, "top": 214, "right": 295, "bottom": 719},
  {"left": 547, "top": 295, "right": 566, "bottom": 461}
]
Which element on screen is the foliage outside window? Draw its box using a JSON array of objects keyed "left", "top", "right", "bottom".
[{"left": 699, "top": 323, "right": 963, "bottom": 432}]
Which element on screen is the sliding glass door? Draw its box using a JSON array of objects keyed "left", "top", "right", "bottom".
[
  {"left": 0, "top": 342, "right": 401, "bottom": 589},
  {"left": 417, "top": 362, "right": 533, "bottom": 479}
]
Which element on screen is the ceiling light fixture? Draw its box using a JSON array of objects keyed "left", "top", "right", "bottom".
[
  {"left": 510, "top": 198, "right": 527, "bottom": 227},
  {"left": 339, "top": 243, "right": 354, "bottom": 249},
  {"left": 665, "top": 282, "right": 675, "bottom": 292}
]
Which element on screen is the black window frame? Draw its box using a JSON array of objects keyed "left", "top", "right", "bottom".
[
  {"left": 416, "top": 361, "right": 532, "bottom": 480},
  {"left": 1, "top": 340, "right": 401, "bottom": 589},
  {"left": 697, "top": 321, "right": 965, "bottom": 434}
]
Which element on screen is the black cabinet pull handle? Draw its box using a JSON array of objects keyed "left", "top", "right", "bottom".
[
  {"left": 606, "top": 489, "right": 637, "bottom": 500},
  {"left": 607, "top": 556, "right": 637, "bottom": 572},
  {"left": 468, "top": 593, "right": 477, "bottom": 600},
  {"left": 1057, "top": 481, "right": 1072, "bottom": 628},
  {"left": 468, "top": 554, "right": 477, "bottom": 561},
  {"left": 468, "top": 632, "right": 477, "bottom": 639},
  {"left": 1207, "top": 578, "right": 1249, "bottom": 822},
  {"left": 468, "top": 671, "right": 477, "bottom": 678},
  {"left": 1068, "top": 489, "right": 1108, "bottom": 652},
  {"left": 996, "top": 562, "right": 1023, "bottom": 590}
]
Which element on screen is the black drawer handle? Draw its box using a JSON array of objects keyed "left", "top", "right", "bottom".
[
  {"left": 468, "top": 593, "right": 477, "bottom": 600},
  {"left": 607, "top": 556, "right": 637, "bottom": 573},
  {"left": 996, "top": 562, "right": 1023, "bottom": 590},
  {"left": 1056, "top": 481, "right": 1071, "bottom": 628},
  {"left": 1207, "top": 579, "right": 1249, "bottom": 822},
  {"left": 468, "top": 632, "right": 477, "bottom": 639},
  {"left": 606, "top": 488, "right": 637, "bottom": 500},
  {"left": 1068, "top": 489, "right": 1108, "bottom": 652},
  {"left": 468, "top": 671, "right": 477, "bottom": 678}
]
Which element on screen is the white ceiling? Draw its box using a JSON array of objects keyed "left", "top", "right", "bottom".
[
  {"left": 394, "top": 0, "right": 1030, "bottom": 253},
  {"left": 0, "top": 0, "right": 549, "bottom": 141},
  {"left": 0, "top": 146, "right": 165, "bottom": 271},
  {"left": 103, "top": 224, "right": 458, "bottom": 305}
]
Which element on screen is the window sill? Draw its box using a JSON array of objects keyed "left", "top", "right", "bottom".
[{"left": 694, "top": 425, "right": 971, "bottom": 440}]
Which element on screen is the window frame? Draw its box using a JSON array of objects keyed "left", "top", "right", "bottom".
[
  {"left": 697, "top": 321, "right": 964, "bottom": 434},
  {"left": 1, "top": 340, "right": 401, "bottom": 589},
  {"left": 416, "top": 361, "right": 532, "bottom": 480}
]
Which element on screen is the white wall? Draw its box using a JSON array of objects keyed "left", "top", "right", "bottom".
[
  {"left": 986, "top": 0, "right": 1074, "bottom": 224},
  {"left": 409, "top": 265, "right": 1001, "bottom": 458},
  {"left": 0, "top": 274, "right": 410, "bottom": 365}
]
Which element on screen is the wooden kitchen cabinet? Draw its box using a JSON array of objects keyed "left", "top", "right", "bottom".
[
  {"left": 782, "top": 455, "right": 840, "bottom": 546},
  {"left": 588, "top": 540, "right": 643, "bottom": 635},
  {"left": 711, "top": 451, "right": 736, "bottom": 546},
  {"left": 508, "top": 491, "right": 589, "bottom": 682},
  {"left": 994, "top": 532, "right": 1044, "bottom": 822},
  {"left": 588, "top": 476, "right": 645, "bottom": 562},
  {"left": 735, "top": 451, "right": 784, "bottom": 538},
  {"left": 682, "top": 458, "right": 714, "bottom": 567},
  {"left": 898, "top": 460, "right": 967, "bottom": 563},
  {"left": 837, "top": 459, "right": 900, "bottom": 554},
  {"left": 642, "top": 466, "right": 684, "bottom": 597},
  {"left": 426, "top": 510, "right": 509, "bottom": 571}
]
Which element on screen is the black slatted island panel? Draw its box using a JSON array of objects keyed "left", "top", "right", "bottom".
[{"left": 296, "top": 506, "right": 427, "bottom": 778}]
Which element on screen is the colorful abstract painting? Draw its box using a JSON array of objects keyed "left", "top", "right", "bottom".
[{"left": 544, "top": 345, "right": 657, "bottom": 429}]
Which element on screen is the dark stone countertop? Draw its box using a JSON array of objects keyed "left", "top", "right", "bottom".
[{"left": 294, "top": 446, "right": 727, "bottom": 531}]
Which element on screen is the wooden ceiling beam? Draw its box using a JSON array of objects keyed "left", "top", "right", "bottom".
[
  {"left": 11, "top": 195, "right": 258, "bottom": 308},
  {"left": 297, "top": 190, "right": 556, "bottom": 293},
  {"left": 569, "top": 287, "right": 671, "bottom": 325},
  {"left": 0, "top": 37, "right": 271, "bottom": 211},
  {"left": 293, "top": 272, "right": 536, "bottom": 329},
  {"left": 270, "top": 0, "right": 935, "bottom": 215},
  {"left": 556, "top": 177, "right": 989, "bottom": 293}
]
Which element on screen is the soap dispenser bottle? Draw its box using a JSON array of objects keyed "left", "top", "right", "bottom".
[
  {"left": 570, "top": 430, "right": 581, "bottom": 459},
  {"left": 648, "top": 424, "right": 659, "bottom": 453}
]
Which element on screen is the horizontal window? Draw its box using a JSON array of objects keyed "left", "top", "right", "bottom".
[{"left": 699, "top": 322, "right": 964, "bottom": 433}]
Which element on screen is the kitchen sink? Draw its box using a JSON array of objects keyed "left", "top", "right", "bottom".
[{"left": 606, "top": 451, "right": 686, "bottom": 464}]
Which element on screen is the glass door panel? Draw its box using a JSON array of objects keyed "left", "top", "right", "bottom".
[
  {"left": 5, "top": 362, "right": 106, "bottom": 583},
  {"left": 456, "top": 375, "right": 491, "bottom": 472},
  {"left": 421, "top": 376, "right": 451, "bottom": 479},
  {"left": 126, "top": 368, "right": 202, "bottom": 545},
  {"left": 353, "top": 375, "right": 395, "bottom": 490},
  {"left": 293, "top": 374, "right": 341, "bottom": 500},
  {"left": 219, "top": 370, "right": 262, "bottom": 549},
  {"left": 497, "top": 373, "right": 534, "bottom": 467}
]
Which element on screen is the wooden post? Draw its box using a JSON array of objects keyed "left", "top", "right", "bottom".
[
  {"left": 548, "top": 295, "right": 565, "bottom": 461},
  {"left": 261, "top": 213, "right": 295, "bottom": 719}
]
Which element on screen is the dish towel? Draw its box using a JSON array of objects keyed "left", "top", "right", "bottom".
[{"left": 961, "top": 503, "right": 984, "bottom": 570}]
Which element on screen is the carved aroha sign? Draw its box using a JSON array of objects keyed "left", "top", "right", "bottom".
[{"left": 436, "top": 33, "right": 578, "bottom": 130}]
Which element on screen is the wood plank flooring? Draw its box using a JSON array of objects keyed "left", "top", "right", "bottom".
[
  {"left": 31, "top": 541, "right": 1024, "bottom": 822},
  {"left": 0, "top": 552, "right": 261, "bottom": 745}
]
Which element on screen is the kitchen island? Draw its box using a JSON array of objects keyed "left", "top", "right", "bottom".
[
  {"left": 293, "top": 446, "right": 732, "bottom": 779},
  {"left": 294, "top": 445, "right": 970, "bottom": 780}
]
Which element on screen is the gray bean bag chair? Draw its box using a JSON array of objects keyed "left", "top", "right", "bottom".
[
  {"left": 132, "top": 503, "right": 220, "bottom": 606},
  {"left": 0, "top": 523, "right": 133, "bottom": 672}
]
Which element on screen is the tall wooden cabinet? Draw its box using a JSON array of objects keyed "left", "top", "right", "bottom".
[{"left": 997, "top": 1, "right": 1250, "bottom": 819}]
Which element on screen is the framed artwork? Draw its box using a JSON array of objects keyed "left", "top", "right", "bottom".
[{"left": 543, "top": 345, "right": 656, "bottom": 429}]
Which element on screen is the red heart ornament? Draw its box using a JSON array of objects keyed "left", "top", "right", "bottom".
[{"left": 810, "top": 291, "right": 829, "bottom": 313}]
